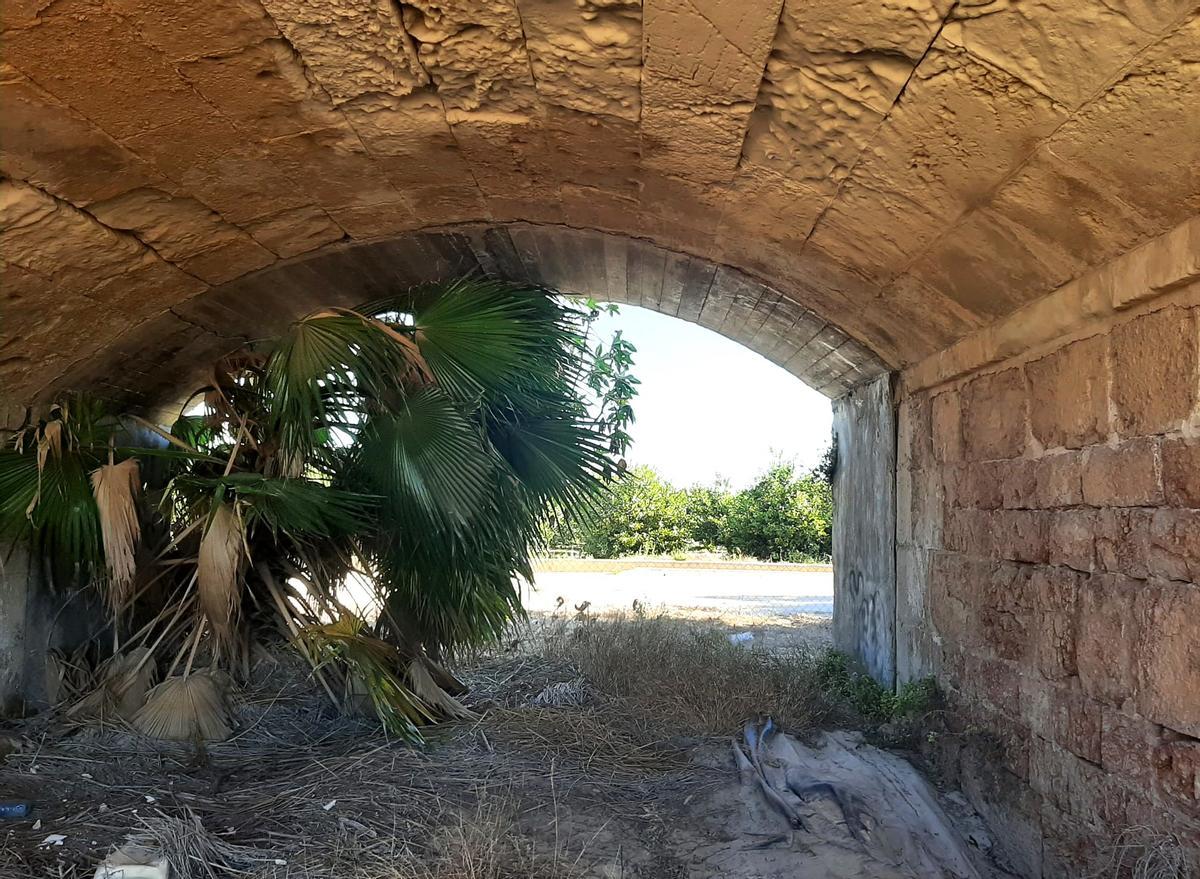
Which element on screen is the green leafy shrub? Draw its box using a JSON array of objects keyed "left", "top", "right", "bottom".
[
  {"left": 579, "top": 466, "right": 691, "bottom": 558},
  {"left": 720, "top": 462, "right": 832, "bottom": 562}
]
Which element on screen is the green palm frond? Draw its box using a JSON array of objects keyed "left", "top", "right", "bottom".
[
  {"left": 264, "top": 311, "right": 425, "bottom": 469},
  {"left": 366, "top": 278, "right": 581, "bottom": 402},
  {"left": 171, "top": 473, "right": 376, "bottom": 541},
  {"left": 350, "top": 388, "right": 494, "bottom": 532},
  {"left": 0, "top": 447, "right": 104, "bottom": 586},
  {"left": 486, "top": 412, "right": 611, "bottom": 522}
]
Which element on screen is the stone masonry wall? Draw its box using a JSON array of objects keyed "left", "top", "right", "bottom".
[{"left": 896, "top": 218, "right": 1200, "bottom": 877}]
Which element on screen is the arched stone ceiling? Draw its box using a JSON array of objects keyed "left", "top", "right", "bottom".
[
  {"left": 38, "top": 224, "right": 892, "bottom": 411},
  {"left": 2, "top": 0, "right": 1198, "bottom": 411}
]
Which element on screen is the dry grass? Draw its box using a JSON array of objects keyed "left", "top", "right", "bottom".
[
  {"left": 379, "top": 799, "right": 583, "bottom": 879},
  {"left": 1098, "top": 826, "right": 1196, "bottom": 879},
  {"left": 1, "top": 617, "right": 930, "bottom": 879},
  {"left": 540, "top": 614, "right": 879, "bottom": 737}
]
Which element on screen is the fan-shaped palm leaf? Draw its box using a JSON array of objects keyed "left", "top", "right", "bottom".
[
  {"left": 265, "top": 311, "right": 427, "bottom": 473},
  {"left": 363, "top": 278, "right": 584, "bottom": 402},
  {"left": 351, "top": 388, "right": 494, "bottom": 532},
  {"left": 0, "top": 447, "right": 104, "bottom": 586},
  {"left": 172, "top": 473, "right": 375, "bottom": 542}
]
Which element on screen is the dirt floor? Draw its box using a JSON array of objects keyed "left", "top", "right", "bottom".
[{"left": 0, "top": 614, "right": 1017, "bottom": 879}]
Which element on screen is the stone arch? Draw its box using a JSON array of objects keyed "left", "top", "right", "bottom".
[
  {"left": 32, "top": 222, "right": 891, "bottom": 414},
  {"left": 2, "top": 0, "right": 1199, "bottom": 872}
]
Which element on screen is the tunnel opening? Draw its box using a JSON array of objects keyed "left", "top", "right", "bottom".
[{"left": 2, "top": 0, "right": 1198, "bottom": 866}]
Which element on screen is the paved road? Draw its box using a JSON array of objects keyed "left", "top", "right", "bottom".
[{"left": 522, "top": 565, "right": 835, "bottom": 619}]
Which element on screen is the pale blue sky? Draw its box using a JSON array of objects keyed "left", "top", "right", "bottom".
[{"left": 590, "top": 305, "right": 833, "bottom": 490}]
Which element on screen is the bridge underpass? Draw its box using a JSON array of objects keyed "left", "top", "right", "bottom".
[{"left": 2, "top": 1, "right": 1199, "bottom": 873}]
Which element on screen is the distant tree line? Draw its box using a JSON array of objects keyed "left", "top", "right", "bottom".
[{"left": 547, "top": 450, "right": 835, "bottom": 563}]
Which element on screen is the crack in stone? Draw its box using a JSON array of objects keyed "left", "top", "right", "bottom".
[
  {"left": 877, "top": 11, "right": 1188, "bottom": 289},
  {"left": 798, "top": 0, "right": 964, "bottom": 252},
  {"left": 6, "top": 177, "right": 215, "bottom": 291}
]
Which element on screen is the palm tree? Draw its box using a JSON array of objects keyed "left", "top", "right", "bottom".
[{"left": 0, "top": 279, "right": 630, "bottom": 740}]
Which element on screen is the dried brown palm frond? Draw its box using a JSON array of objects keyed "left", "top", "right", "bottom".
[
  {"left": 90, "top": 458, "right": 141, "bottom": 615},
  {"left": 67, "top": 646, "right": 158, "bottom": 722},
  {"left": 131, "top": 670, "right": 233, "bottom": 742},
  {"left": 198, "top": 502, "right": 244, "bottom": 649},
  {"left": 44, "top": 645, "right": 94, "bottom": 707},
  {"left": 406, "top": 658, "right": 477, "bottom": 721}
]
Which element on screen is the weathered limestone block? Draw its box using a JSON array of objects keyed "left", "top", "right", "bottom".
[
  {"left": 0, "top": 180, "right": 144, "bottom": 282},
  {"left": 1031, "top": 567, "right": 1083, "bottom": 680},
  {"left": 1162, "top": 437, "right": 1200, "bottom": 508},
  {"left": 640, "top": 0, "right": 774, "bottom": 181},
  {"left": 979, "top": 562, "right": 1035, "bottom": 662},
  {"left": 743, "top": 52, "right": 892, "bottom": 191},
  {"left": 997, "top": 458, "right": 1038, "bottom": 510},
  {"left": 961, "top": 367, "right": 1027, "bottom": 461},
  {"left": 269, "top": 126, "right": 409, "bottom": 214},
  {"left": 1024, "top": 679, "right": 1103, "bottom": 764},
  {"left": 256, "top": 0, "right": 426, "bottom": 104},
  {"left": 1153, "top": 739, "right": 1200, "bottom": 816},
  {"left": 1076, "top": 573, "right": 1146, "bottom": 706},
  {"left": 542, "top": 105, "right": 641, "bottom": 200},
  {"left": 0, "top": 65, "right": 164, "bottom": 206},
  {"left": 448, "top": 113, "right": 560, "bottom": 203},
  {"left": 119, "top": 115, "right": 315, "bottom": 225},
  {"left": 1147, "top": 509, "right": 1200, "bottom": 583},
  {"left": 1137, "top": 580, "right": 1200, "bottom": 737},
  {"left": 2, "top": 0, "right": 213, "bottom": 139},
  {"left": 515, "top": 0, "right": 642, "bottom": 121},
  {"left": 1101, "top": 703, "right": 1163, "bottom": 788},
  {"left": 1048, "top": 509, "right": 1097, "bottom": 573},
  {"left": 984, "top": 149, "right": 1162, "bottom": 284},
  {"left": 946, "top": 461, "right": 1003, "bottom": 511},
  {"left": 713, "top": 170, "right": 828, "bottom": 271},
  {"left": 1030, "top": 735, "right": 1107, "bottom": 819},
  {"left": 403, "top": 0, "right": 538, "bottom": 114},
  {"left": 942, "top": 0, "right": 1166, "bottom": 109},
  {"left": 88, "top": 188, "right": 276, "bottom": 283},
  {"left": 910, "top": 204, "right": 1086, "bottom": 320},
  {"left": 176, "top": 39, "right": 345, "bottom": 138},
  {"left": 1024, "top": 335, "right": 1110, "bottom": 450},
  {"left": 107, "top": 0, "right": 280, "bottom": 60},
  {"left": 1094, "top": 508, "right": 1153, "bottom": 580},
  {"left": 1034, "top": 17, "right": 1200, "bottom": 232},
  {"left": 242, "top": 206, "right": 345, "bottom": 259},
  {"left": 88, "top": 253, "right": 206, "bottom": 323},
  {"left": 1108, "top": 217, "right": 1200, "bottom": 311},
  {"left": 1032, "top": 452, "right": 1085, "bottom": 509},
  {"left": 882, "top": 275, "right": 986, "bottom": 362},
  {"left": 341, "top": 93, "right": 472, "bottom": 186},
  {"left": 1081, "top": 438, "right": 1164, "bottom": 507},
  {"left": 741, "top": 0, "right": 948, "bottom": 191},
  {"left": 963, "top": 652, "right": 1023, "bottom": 718},
  {"left": 1110, "top": 305, "right": 1199, "bottom": 437},
  {"left": 808, "top": 42, "right": 1066, "bottom": 287}
]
